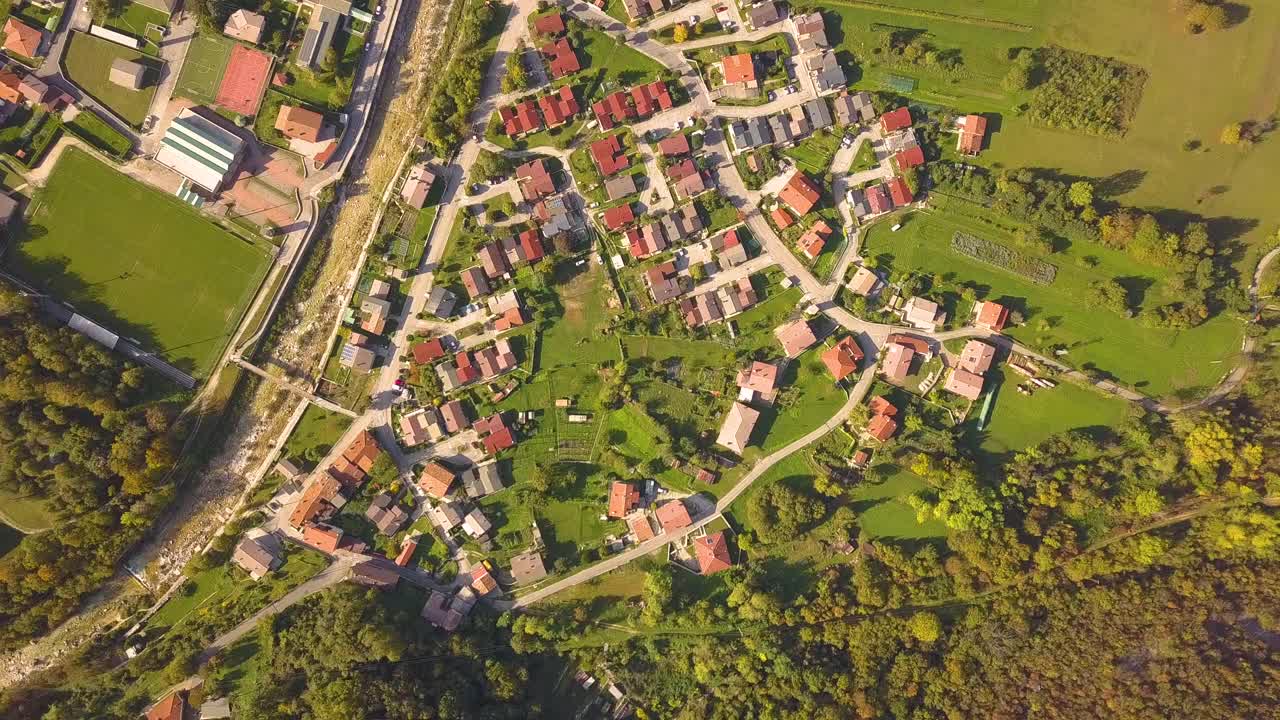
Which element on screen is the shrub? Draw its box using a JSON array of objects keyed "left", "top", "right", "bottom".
[{"left": 951, "top": 232, "right": 1058, "bottom": 285}]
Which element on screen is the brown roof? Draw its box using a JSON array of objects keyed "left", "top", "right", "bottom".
[
  {"left": 958, "top": 339, "right": 996, "bottom": 375},
  {"left": 736, "top": 361, "right": 777, "bottom": 393},
  {"left": 944, "top": 367, "right": 985, "bottom": 401},
  {"left": 3, "top": 18, "right": 42, "bottom": 59},
  {"left": 607, "top": 481, "right": 640, "bottom": 518},
  {"left": 657, "top": 134, "right": 690, "bottom": 156},
  {"left": 418, "top": 461, "right": 455, "bottom": 498},
  {"left": 820, "top": 336, "right": 864, "bottom": 381},
  {"left": 779, "top": 171, "right": 820, "bottom": 216},
  {"left": 974, "top": 300, "right": 1009, "bottom": 331},
  {"left": 655, "top": 500, "right": 692, "bottom": 534},
  {"left": 693, "top": 531, "right": 732, "bottom": 574},
  {"left": 342, "top": 431, "right": 380, "bottom": 473},
  {"left": 275, "top": 105, "right": 324, "bottom": 143},
  {"left": 440, "top": 400, "right": 469, "bottom": 432},
  {"left": 774, "top": 319, "right": 817, "bottom": 358}
]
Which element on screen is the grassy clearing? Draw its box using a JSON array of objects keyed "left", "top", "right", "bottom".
[
  {"left": 575, "top": 27, "right": 668, "bottom": 100},
  {"left": 282, "top": 405, "right": 351, "bottom": 468},
  {"left": 782, "top": 129, "right": 843, "bottom": 175},
  {"left": 0, "top": 486, "right": 53, "bottom": 532},
  {"left": 12, "top": 149, "right": 271, "bottom": 377},
  {"left": 861, "top": 201, "right": 1243, "bottom": 398},
  {"left": 850, "top": 466, "right": 947, "bottom": 540},
  {"left": 100, "top": 1, "right": 169, "bottom": 56},
  {"left": 975, "top": 372, "right": 1130, "bottom": 457},
  {"left": 63, "top": 32, "right": 160, "bottom": 127}
]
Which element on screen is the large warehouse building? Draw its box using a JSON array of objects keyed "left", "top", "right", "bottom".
[{"left": 155, "top": 108, "right": 245, "bottom": 192}]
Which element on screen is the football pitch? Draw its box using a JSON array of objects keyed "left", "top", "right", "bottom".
[
  {"left": 11, "top": 149, "right": 271, "bottom": 378},
  {"left": 175, "top": 34, "right": 235, "bottom": 103}
]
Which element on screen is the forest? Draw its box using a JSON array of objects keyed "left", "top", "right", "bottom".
[
  {"left": 0, "top": 286, "right": 183, "bottom": 650},
  {"left": 1021, "top": 46, "right": 1148, "bottom": 136}
]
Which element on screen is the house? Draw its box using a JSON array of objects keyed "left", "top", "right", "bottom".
[
  {"left": 958, "top": 339, "right": 996, "bottom": 375},
  {"left": 717, "top": 277, "right": 758, "bottom": 317},
  {"left": 350, "top": 558, "right": 402, "bottom": 590},
  {"left": 693, "top": 531, "right": 733, "bottom": 574},
  {"left": 224, "top": 8, "right": 267, "bottom": 43},
  {"left": 421, "top": 589, "right": 468, "bottom": 631},
  {"left": 673, "top": 169, "right": 708, "bottom": 200},
  {"left": 510, "top": 550, "right": 548, "bottom": 584},
  {"left": 399, "top": 161, "right": 436, "bottom": 209},
  {"left": 631, "top": 81, "right": 673, "bottom": 116},
  {"left": 366, "top": 493, "right": 408, "bottom": 535},
  {"left": 717, "top": 402, "right": 760, "bottom": 455},
  {"left": 604, "top": 173, "right": 638, "bottom": 201},
  {"left": 797, "top": 219, "right": 832, "bottom": 260},
  {"left": 736, "top": 361, "right": 778, "bottom": 401},
  {"left": 866, "top": 412, "right": 897, "bottom": 442},
  {"left": 145, "top": 692, "right": 186, "bottom": 720},
  {"left": 973, "top": 300, "right": 1009, "bottom": 331},
  {"left": 680, "top": 291, "right": 723, "bottom": 327},
  {"left": 537, "top": 85, "right": 579, "bottom": 128},
  {"left": 462, "top": 508, "right": 492, "bottom": 538},
  {"left": 0, "top": 191, "right": 23, "bottom": 225},
  {"left": 881, "top": 342, "right": 915, "bottom": 382},
  {"left": 944, "top": 367, "right": 985, "bottom": 401},
  {"left": 728, "top": 116, "right": 772, "bottom": 150},
  {"left": 865, "top": 183, "right": 891, "bottom": 216},
  {"left": 473, "top": 339, "right": 517, "bottom": 379},
  {"left": 232, "top": 530, "right": 282, "bottom": 580},
  {"left": 462, "top": 461, "right": 504, "bottom": 498},
  {"left": 888, "top": 333, "right": 931, "bottom": 356},
  {"left": 628, "top": 513, "right": 656, "bottom": 542},
  {"left": 805, "top": 51, "right": 846, "bottom": 94},
  {"left": 793, "top": 11, "right": 828, "bottom": 50},
  {"left": 2, "top": 18, "right": 42, "bottom": 59},
  {"left": 532, "top": 11, "right": 566, "bottom": 36},
  {"left": 440, "top": 399, "right": 469, "bottom": 433},
  {"left": 775, "top": 319, "right": 817, "bottom": 358},
  {"left": 428, "top": 501, "right": 464, "bottom": 534},
  {"left": 956, "top": 114, "right": 988, "bottom": 155},
  {"left": 500, "top": 99, "right": 543, "bottom": 137},
  {"left": 395, "top": 537, "right": 418, "bottom": 566},
  {"left": 711, "top": 229, "right": 749, "bottom": 269},
  {"left": 109, "top": 59, "right": 147, "bottom": 90},
  {"left": 471, "top": 563, "right": 500, "bottom": 595},
  {"left": 626, "top": 221, "right": 666, "bottom": 259},
  {"left": 400, "top": 408, "right": 443, "bottom": 446},
  {"left": 821, "top": 336, "right": 864, "bottom": 381},
  {"left": 881, "top": 106, "right": 912, "bottom": 133},
  {"left": 418, "top": 461, "right": 455, "bottom": 498},
  {"left": 592, "top": 90, "right": 636, "bottom": 130},
  {"left": 666, "top": 155, "right": 699, "bottom": 180},
  {"left": 589, "top": 134, "right": 629, "bottom": 176},
  {"left": 656, "top": 500, "right": 693, "bottom": 534},
  {"left": 848, "top": 266, "right": 883, "bottom": 297},
  {"left": 296, "top": 0, "right": 362, "bottom": 70},
  {"left": 834, "top": 90, "right": 875, "bottom": 125},
  {"left": 607, "top": 481, "right": 640, "bottom": 518},
  {"left": 768, "top": 113, "right": 795, "bottom": 146},
  {"left": 412, "top": 337, "right": 446, "bottom": 364},
  {"left": 894, "top": 144, "right": 925, "bottom": 170},
  {"left": 339, "top": 340, "right": 376, "bottom": 373},
  {"left": 156, "top": 108, "right": 246, "bottom": 192},
  {"left": 423, "top": 286, "right": 457, "bottom": 318},
  {"left": 886, "top": 176, "right": 913, "bottom": 207},
  {"left": 770, "top": 206, "right": 795, "bottom": 230},
  {"left": 748, "top": 1, "right": 782, "bottom": 28},
  {"left": 644, "top": 261, "right": 686, "bottom": 303},
  {"left": 804, "top": 98, "right": 835, "bottom": 130},
  {"left": 303, "top": 522, "right": 344, "bottom": 553},
  {"left": 289, "top": 474, "right": 343, "bottom": 528},
  {"left": 475, "top": 412, "right": 516, "bottom": 454},
  {"left": 657, "top": 134, "right": 690, "bottom": 156},
  {"left": 661, "top": 203, "right": 704, "bottom": 243},
  {"left": 786, "top": 105, "right": 810, "bottom": 139},
  {"left": 477, "top": 242, "right": 511, "bottom": 278},
  {"left": 903, "top": 296, "right": 943, "bottom": 331},
  {"left": 779, "top": 170, "right": 820, "bottom": 216},
  {"left": 721, "top": 53, "right": 759, "bottom": 93},
  {"left": 541, "top": 37, "right": 581, "bottom": 78},
  {"left": 359, "top": 295, "right": 391, "bottom": 335},
  {"left": 199, "top": 698, "right": 232, "bottom": 719},
  {"left": 275, "top": 459, "right": 304, "bottom": 482},
  {"left": 535, "top": 195, "right": 576, "bottom": 236},
  {"left": 516, "top": 157, "right": 557, "bottom": 200}
]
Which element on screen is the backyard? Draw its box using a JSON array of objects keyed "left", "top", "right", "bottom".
[
  {"left": 282, "top": 405, "right": 352, "bottom": 467},
  {"left": 10, "top": 149, "right": 272, "bottom": 377}
]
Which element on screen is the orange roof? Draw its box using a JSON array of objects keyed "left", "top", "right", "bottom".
[
  {"left": 275, "top": 104, "right": 324, "bottom": 142},
  {"left": 722, "top": 53, "right": 756, "bottom": 84},
  {"left": 303, "top": 523, "right": 343, "bottom": 553},
  {"left": 655, "top": 500, "right": 692, "bottom": 534},
  {"left": 779, "top": 171, "right": 820, "bottom": 216},
  {"left": 3, "top": 18, "right": 42, "bottom": 59},
  {"left": 693, "top": 532, "right": 732, "bottom": 574},
  {"left": 867, "top": 414, "right": 897, "bottom": 442},
  {"left": 145, "top": 692, "right": 185, "bottom": 720},
  {"left": 770, "top": 206, "right": 795, "bottom": 229},
  {"left": 342, "top": 431, "right": 380, "bottom": 472},
  {"left": 607, "top": 481, "right": 640, "bottom": 518},
  {"left": 868, "top": 396, "right": 897, "bottom": 417},
  {"left": 394, "top": 538, "right": 418, "bottom": 566},
  {"left": 820, "top": 336, "right": 863, "bottom": 381},
  {"left": 958, "top": 114, "right": 987, "bottom": 154},
  {"left": 418, "top": 461, "right": 455, "bottom": 498},
  {"left": 628, "top": 513, "right": 655, "bottom": 542},
  {"left": 974, "top": 300, "right": 1008, "bottom": 331},
  {"left": 775, "top": 319, "right": 817, "bottom": 358}
]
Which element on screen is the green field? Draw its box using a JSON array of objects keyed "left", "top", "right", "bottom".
[
  {"left": 861, "top": 201, "right": 1244, "bottom": 398},
  {"left": 0, "top": 486, "right": 55, "bottom": 532},
  {"left": 977, "top": 373, "right": 1131, "bottom": 457},
  {"left": 575, "top": 28, "right": 668, "bottom": 101},
  {"left": 65, "top": 108, "right": 132, "bottom": 158},
  {"left": 63, "top": 32, "right": 160, "bottom": 127},
  {"left": 850, "top": 467, "right": 947, "bottom": 540},
  {"left": 174, "top": 33, "right": 234, "bottom": 103},
  {"left": 101, "top": 1, "right": 169, "bottom": 55},
  {"left": 283, "top": 405, "right": 351, "bottom": 467},
  {"left": 12, "top": 149, "right": 271, "bottom": 377}
]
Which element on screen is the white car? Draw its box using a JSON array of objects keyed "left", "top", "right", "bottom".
[{"left": 689, "top": 14, "right": 699, "bottom": 22}]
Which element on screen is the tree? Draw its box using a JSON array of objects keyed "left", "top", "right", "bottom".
[
  {"left": 1068, "top": 180, "right": 1094, "bottom": 208},
  {"left": 1185, "top": 1, "right": 1229, "bottom": 32},
  {"left": 907, "top": 611, "right": 942, "bottom": 642},
  {"left": 642, "top": 567, "right": 674, "bottom": 623},
  {"left": 1220, "top": 122, "right": 1243, "bottom": 145},
  {"left": 672, "top": 22, "right": 689, "bottom": 43}
]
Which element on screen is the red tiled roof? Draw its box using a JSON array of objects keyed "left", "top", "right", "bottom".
[
  {"left": 895, "top": 145, "right": 925, "bottom": 169},
  {"left": 630, "top": 80, "right": 673, "bottom": 117},
  {"left": 628, "top": 513, "right": 655, "bottom": 541},
  {"left": 412, "top": 337, "right": 446, "bottom": 363},
  {"left": 820, "top": 336, "right": 864, "bottom": 380},
  {"left": 770, "top": 206, "right": 795, "bottom": 229},
  {"left": 607, "top": 481, "right": 640, "bottom": 518},
  {"left": 867, "top": 414, "right": 897, "bottom": 442},
  {"left": 779, "top": 171, "right": 820, "bottom": 216},
  {"left": 145, "top": 692, "right": 185, "bottom": 720},
  {"left": 722, "top": 53, "right": 756, "bottom": 84},
  {"left": 591, "top": 90, "right": 635, "bottom": 130},
  {"left": 869, "top": 395, "right": 897, "bottom": 417},
  {"left": 394, "top": 538, "right": 418, "bottom": 566},
  {"left": 518, "top": 228, "right": 545, "bottom": 262},
  {"left": 602, "top": 203, "right": 635, "bottom": 230},
  {"left": 886, "top": 176, "right": 913, "bottom": 206},
  {"left": 482, "top": 427, "right": 516, "bottom": 454},
  {"left": 532, "top": 11, "right": 566, "bottom": 35},
  {"left": 797, "top": 219, "right": 832, "bottom": 260},
  {"left": 775, "top": 319, "right": 817, "bottom": 358},
  {"left": 975, "top": 301, "right": 1009, "bottom": 331},
  {"left": 880, "top": 106, "right": 912, "bottom": 132},
  {"left": 303, "top": 523, "right": 343, "bottom": 553},
  {"left": 541, "top": 37, "right": 581, "bottom": 79},
  {"left": 500, "top": 99, "right": 543, "bottom": 136},
  {"left": 516, "top": 158, "right": 556, "bottom": 199},
  {"left": 589, "top": 134, "right": 629, "bottom": 175},
  {"left": 537, "top": 84, "right": 579, "bottom": 126},
  {"left": 656, "top": 500, "right": 692, "bottom": 533},
  {"left": 3, "top": 18, "right": 42, "bottom": 59},
  {"left": 418, "top": 461, "right": 455, "bottom": 498},
  {"left": 958, "top": 114, "right": 987, "bottom": 155},
  {"left": 666, "top": 157, "right": 698, "bottom": 181},
  {"left": 657, "top": 133, "right": 690, "bottom": 156},
  {"left": 865, "top": 184, "right": 890, "bottom": 215},
  {"left": 693, "top": 531, "right": 732, "bottom": 574}
]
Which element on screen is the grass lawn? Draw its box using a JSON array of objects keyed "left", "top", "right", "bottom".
[
  {"left": 282, "top": 405, "right": 351, "bottom": 467},
  {"left": 0, "top": 486, "right": 54, "bottom": 532},
  {"left": 280, "top": 30, "right": 363, "bottom": 110},
  {"left": 861, "top": 200, "right": 1244, "bottom": 398},
  {"left": 850, "top": 136, "right": 878, "bottom": 172},
  {"left": 976, "top": 372, "right": 1131, "bottom": 457},
  {"left": 175, "top": 33, "right": 234, "bottom": 103},
  {"left": 12, "top": 149, "right": 271, "bottom": 377},
  {"left": 63, "top": 32, "right": 160, "bottom": 127},
  {"left": 782, "top": 129, "right": 842, "bottom": 175},
  {"left": 101, "top": 1, "right": 169, "bottom": 56},
  {"left": 575, "top": 27, "right": 668, "bottom": 101},
  {"left": 850, "top": 466, "right": 947, "bottom": 540},
  {"left": 65, "top": 108, "right": 132, "bottom": 158},
  {"left": 752, "top": 350, "right": 848, "bottom": 454}
]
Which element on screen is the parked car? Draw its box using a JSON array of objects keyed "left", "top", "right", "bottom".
[{"left": 767, "top": 91, "right": 776, "bottom": 101}]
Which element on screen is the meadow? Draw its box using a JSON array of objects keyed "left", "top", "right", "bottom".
[{"left": 63, "top": 33, "right": 160, "bottom": 127}]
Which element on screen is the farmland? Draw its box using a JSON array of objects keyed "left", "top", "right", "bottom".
[{"left": 10, "top": 149, "right": 271, "bottom": 377}]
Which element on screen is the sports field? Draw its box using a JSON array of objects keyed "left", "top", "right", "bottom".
[
  {"left": 175, "top": 34, "right": 235, "bottom": 104},
  {"left": 215, "top": 44, "right": 273, "bottom": 116},
  {"left": 11, "top": 149, "right": 271, "bottom": 377},
  {"left": 63, "top": 32, "right": 159, "bottom": 127}
]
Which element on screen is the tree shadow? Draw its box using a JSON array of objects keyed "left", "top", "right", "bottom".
[
  {"left": 1095, "top": 168, "right": 1147, "bottom": 197},
  {"left": 1114, "top": 275, "right": 1155, "bottom": 310}
]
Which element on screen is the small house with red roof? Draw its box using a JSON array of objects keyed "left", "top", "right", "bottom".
[
  {"left": 541, "top": 37, "right": 581, "bottom": 79},
  {"left": 894, "top": 144, "right": 924, "bottom": 170},
  {"left": 145, "top": 692, "right": 186, "bottom": 720},
  {"left": 516, "top": 158, "right": 556, "bottom": 200},
  {"left": 592, "top": 90, "right": 635, "bottom": 130},
  {"left": 607, "top": 481, "right": 640, "bottom": 518},
  {"left": 779, "top": 170, "right": 820, "bottom": 216},
  {"left": 886, "top": 176, "right": 913, "bottom": 206},
  {"left": 656, "top": 500, "right": 692, "bottom": 534},
  {"left": 797, "top": 219, "right": 832, "bottom": 260},
  {"left": 865, "top": 183, "right": 891, "bottom": 215},
  {"left": 628, "top": 513, "right": 656, "bottom": 542},
  {"left": 631, "top": 80, "right": 673, "bottom": 116},
  {"left": 770, "top": 206, "right": 795, "bottom": 230},
  {"left": 303, "top": 523, "right": 344, "bottom": 553},
  {"left": 820, "top": 336, "right": 864, "bottom": 381},
  {"left": 657, "top": 133, "right": 690, "bottom": 157},
  {"left": 538, "top": 85, "right": 579, "bottom": 127},
  {"left": 721, "top": 53, "right": 759, "bottom": 92},
  {"left": 866, "top": 413, "right": 898, "bottom": 442},
  {"left": 475, "top": 413, "right": 516, "bottom": 454},
  {"left": 880, "top": 106, "right": 912, "bottom": 133},
  {"left": 3, "top": 18, "right": 43, "bottom": 59},
  {"left": 956, "top": 114, "right": 987, "bottom": 155},
  {"left": 589, "top": 134, "right": 629, "bottom": 176},
  {"left": 412, "top": 337, "right": 446, "bottom": 364},
  {"left": 693, "top": 532, "right": 733, "bottom": 574},
  {"left": 532, "top": 10, "right": 566, "bottom": 36},
  {"left": 602, "top": 202, "right": 635, "bottom": 231},
  {"left": 775, "top": 319, "right": 817, "bottom": 358},
  {"left": 973, "top": 300, "right": 1009, "bottom": 331},
  {"left": 500, "top": 99, "right": 543, "bottom": 137}
]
